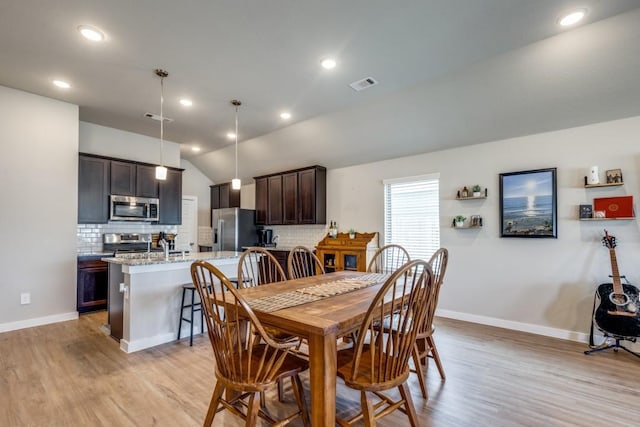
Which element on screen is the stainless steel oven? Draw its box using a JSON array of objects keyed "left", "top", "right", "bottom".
[{"left": 109, "top": 195, "right": 159, "bottom": 221}]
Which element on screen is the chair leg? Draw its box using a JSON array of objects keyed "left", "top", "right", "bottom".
[
  {"left": 412, "top": 344, "right": 428, "bottom": 399},
  {"left": 399, "top": 382, "right": 419, "bottom": 427},
  {"left": 427, "top": 335, "right": 446, "bottom": 380},
  {"left": 189, "top": 288, "right": 195, "bottom": 346},
  {"left": 177, "top": 287, "right": 186, "bottom": 341},
  {"left": 291, "top": 374, "right": 310, "bottom": 427},
  {"left": 204, "top": 381, "right": 225, "bottom": 427},
  {"left": 277, "top": 378, "right": 285, "bottom": 402},
  {"left": 361, "top": 391, "right": 376, "bottom": 427},
  {"left": 245, "top": 392, "right": 260, "bottom": 427}
]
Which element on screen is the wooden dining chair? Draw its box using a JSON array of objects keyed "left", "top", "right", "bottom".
[
  {"left": 238, "top": 247, "right": 287, "bottom": 287},
  {"left": 287, "top": 246, "right": 325, "bottom": 279},
  {"left": 190, "top": 260, "right": 310, "bottom": 427},
  {"left": 367, "top": 244, "right": 410, "bottom": 274},
  {"left": 335, "top": 259, "right": 434, "bottom": 427}
]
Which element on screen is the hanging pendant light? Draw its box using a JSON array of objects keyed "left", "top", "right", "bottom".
[
  {"left": 231, "top": 99, "right": 242, "bottom": 190},
  {"left": 155, "top": 69, "right": 168, "bottom": 180}
]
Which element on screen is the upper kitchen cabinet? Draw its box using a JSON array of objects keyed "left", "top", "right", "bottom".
[
  {"left": 159, "top": 168, "right": 182, "bottom": 225},
  {"left": 210, "top": 182, "right": 240, "bottom": 209},
  {"left": 255, "top": 177, "right": 268, "bottom": 225},
  {"left": 111, "top": 161, "right": 158, "bottom": 198},
  {"left": 78, "top": 154, "right": 110, "bottom": 223},
  {"left": 254, "top": 165, "right": 326, "bottom": 225}
]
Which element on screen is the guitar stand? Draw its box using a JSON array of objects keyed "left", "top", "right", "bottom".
[{"left": 584, "top": 337, "right": 640, "bottom": 359}]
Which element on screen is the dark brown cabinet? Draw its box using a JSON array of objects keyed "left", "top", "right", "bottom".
[
  {"left": 77, "top": 257, "right": 108, "bottom": 313},
  {"left": 78, "top": 153, "right": 183, "bottom": 225},
  {"left": 254, "top": 165, "right": 326, "bottom": 225},
  {"left": 78, "top": 155, "right": 111, "bottom": 223},
  {"left": 159, "top": 168, "right": 182, "bottom": 224},
  {"left": 268, "top": 175, "right": 283, "bottom": 225},
  {"left": 210, "top": 182, "right": 240, "bottom": 209},
  {"left": 110, "top": 160, "right": 136, "bottom": 196},
  {"left": 111, "top": 162, "right": 159, "bottom": 198},
  {"left": 255, "top": 178, "right": 268, "bottom": 225}
]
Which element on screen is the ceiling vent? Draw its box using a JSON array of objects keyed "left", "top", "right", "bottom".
[
  {"left": 143, "top": 112, "right": 174, "bottom": 123},
  {"left": 349, "top": 76, "right": 379, "bottom": 92}
]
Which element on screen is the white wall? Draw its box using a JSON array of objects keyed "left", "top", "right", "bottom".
[
  {"left": 328, "top": 116, "right": 640, "bottom": 338},
  {"left": 181, "top": 159, "right": 213, "bottom": 226},
  {"left": 0, "top": 86, "right": 79, "bottom": 329}
]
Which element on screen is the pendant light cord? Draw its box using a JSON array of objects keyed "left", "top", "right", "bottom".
[
  {"left": 234, "top": 104, "right": 239, "bottom": 180},
  {"left": 160, "top": 75, "right": 165, "bottom": 167}
]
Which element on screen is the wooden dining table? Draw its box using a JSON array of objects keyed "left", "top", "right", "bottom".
[{"left": 224, "top": 270, "right": 387, "bottom": 427}]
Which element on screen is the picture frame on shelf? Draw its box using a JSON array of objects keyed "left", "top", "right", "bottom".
[
  {"left": 605, "top": 169, "right": 623, "bottom": 184},
  {"left": 499, "top": 168, "right": 557, "bottom": 238},
  {"left": 579, "top": 204, "right": 593, "bottom": 219}
]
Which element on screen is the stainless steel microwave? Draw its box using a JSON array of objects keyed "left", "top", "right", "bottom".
[{"left": 110, "top": 195, "right": 159, "bottom": 222}]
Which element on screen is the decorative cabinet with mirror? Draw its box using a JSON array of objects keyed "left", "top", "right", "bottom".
[{"left": 315, "top": 232, "right": 377, "bottom": 273}]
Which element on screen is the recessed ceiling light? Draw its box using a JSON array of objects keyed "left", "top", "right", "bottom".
[
  {"left": 321, "top": 58, "right": 337, "bottom": 70},
  {"left": 280, "top": 112, "right": 291, "bottom": 120},
  {"left": 227, "top": 132, "right": 236, "bottom": 139},
  {"left": 559, "top": 9, "right": 586, "bottom": 27},
  {"left": 191, "top": 146, "right": 201, "bottom": 152},
  {"left": 179, "top": 98, "right": 193, "bottom": 107},
  {"left": 77, "top": 25, "right": 105, "bottom": 42},
  {"left": 52, "top": 80, "right": 71, "bottom": 89}
]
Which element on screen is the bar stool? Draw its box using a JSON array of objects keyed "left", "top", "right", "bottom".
[
  {"left": 177, "top": 277, "right": 246, "bottom": 346},
  {"left": 177, "top": 283, "right": 203, "bottom": 346}
]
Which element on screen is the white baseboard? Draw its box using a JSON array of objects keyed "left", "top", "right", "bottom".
[
  {"left": 120, "top": 332, "right": 177, "bottom": 353},
  {"left": 0, "top": 311, "right": 79, "bottom": 334},
  {"left": 436, "top": 308, "right": 640, "bottom": 352}
]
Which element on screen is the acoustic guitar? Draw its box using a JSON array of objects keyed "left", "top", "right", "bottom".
[{"left": 593, "top": 230, "right": 640, "bottom": 339}]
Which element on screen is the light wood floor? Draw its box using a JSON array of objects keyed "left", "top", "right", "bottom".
[{"left": 1, "top": 312, "right": 639, "bottom": 426}]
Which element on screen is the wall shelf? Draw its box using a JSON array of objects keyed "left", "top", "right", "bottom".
[
  {"left": 584, "top": 182, "right": 623, "bottom": 188},
  {"left": 579, "top": 217, "right": 635, "bottom": 221},
  {"left": 452, "top": 225, "right": 483, "bottom": 229},
  {"left": 456, "top": 195, "right": 487, "bottom": 200}
]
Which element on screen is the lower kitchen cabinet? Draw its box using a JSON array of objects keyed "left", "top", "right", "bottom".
[{"left": 77, "top": 257, "right": 108, "bottom": 313}]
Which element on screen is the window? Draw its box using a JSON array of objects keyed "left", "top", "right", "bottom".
[{"left": 383, "top": 174, "right": 440, "bottom": 261}]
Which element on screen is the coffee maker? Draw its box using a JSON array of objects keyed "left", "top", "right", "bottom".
[{"left": 256, "top": 227, "right": 274, "bottom": 247}]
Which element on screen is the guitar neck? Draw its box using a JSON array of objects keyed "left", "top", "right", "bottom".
[{"left": 609, "top": 248, "right": 623, "bottom": 294}]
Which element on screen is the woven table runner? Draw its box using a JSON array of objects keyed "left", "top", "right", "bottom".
[{"left": 247, "top": 273, "right": 389, "bottom": 313}]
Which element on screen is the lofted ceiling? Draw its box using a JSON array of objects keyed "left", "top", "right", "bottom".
[{"left": 1, "top": 1, "right": 640, "bottom": 182}]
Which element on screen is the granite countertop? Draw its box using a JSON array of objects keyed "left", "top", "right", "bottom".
[
  {"left": 101, "top": 251, "right": 241, "bottom": 266},
  {"left": 78, "top": 251, "right": 115, "bottom": 258},
  {"left": 241, "top": 246, "right": 299, "bottom": 252}
]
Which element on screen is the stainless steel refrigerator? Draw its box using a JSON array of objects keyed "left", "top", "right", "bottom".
[{"left": 212, "top": 208, "right": 256, "bottom": 251}]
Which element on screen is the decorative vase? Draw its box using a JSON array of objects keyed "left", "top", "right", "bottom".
[
  {"left": 349, "top": 233, "right": 355, "bottom": 239},
  {"left": 455, "top": 221, "right": 464, "bottom": 228},
  {"left": 473, "top": 191, "right": 481, "bottom": 197}
]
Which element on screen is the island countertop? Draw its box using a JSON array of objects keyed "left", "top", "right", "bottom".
[{"left": 102, "top": 250, "right": 241, "bottom": 266}]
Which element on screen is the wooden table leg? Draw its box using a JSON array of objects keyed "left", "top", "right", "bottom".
[{"left": 307, "top": 332, "right": 337, "bottom": 426}]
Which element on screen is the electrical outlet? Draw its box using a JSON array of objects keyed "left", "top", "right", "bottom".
[{"left": 20, "top": 293, "right": 31, "bottom": 305}]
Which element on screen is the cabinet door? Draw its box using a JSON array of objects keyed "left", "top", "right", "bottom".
[
  {"left": 255, "top": 178, "right": 268, "bottom": 225},
  {"left": 267, "top": 175, "right": 283, "bottom": 225},
  {"left": 282, "top": 172, "right": 298, "bottom": 224},
  {"left": 210, "top": 185, "right": 220, "bottom": 210},
  {"left": 299, "top": 167, "right": 326, "bottom": 224},
  {"left": 78, "top": 155, "right": 110, "bottom": 223},
  {"left": 219, "top": 183, "right": 231, "bottom": 208},
  {"left": 136, "top": 164, "right": 159, "bottom": 198},
  {"left": 159, "top": 169, "right": 182, "bottom": 224},
  {"left": 77, "top": 261, "right": 108, "bottom": 313},
  {"left": 110, "top": 161, "right": 136, "bottom": 196}
]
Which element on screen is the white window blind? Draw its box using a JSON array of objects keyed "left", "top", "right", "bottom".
[{"left": 383, "top": 174, "right": 440, "bottom": 261}]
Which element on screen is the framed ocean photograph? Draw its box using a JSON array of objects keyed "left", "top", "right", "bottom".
[{"left": 499, "top": 168, "right": 557, "bottom": 238}]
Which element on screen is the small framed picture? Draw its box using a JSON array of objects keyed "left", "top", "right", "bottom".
[
  {"left": 605, "top": 169, "right": 623, "bottom": 184},
  {"left": 579, "top": 204, "right": 593, "bottom": 219}
]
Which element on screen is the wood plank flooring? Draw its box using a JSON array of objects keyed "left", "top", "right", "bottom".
[{"left": 1, "top": 312, "right": 638, "bottom": 426}]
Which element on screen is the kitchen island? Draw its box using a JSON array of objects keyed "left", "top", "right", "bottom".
[{"left": 102, "top": 251, "right": 241, "bottom": 353}]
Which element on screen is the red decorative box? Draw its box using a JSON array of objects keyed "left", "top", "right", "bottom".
[{"left": 593, "top": 196, "right": 634, "bottom": 218}]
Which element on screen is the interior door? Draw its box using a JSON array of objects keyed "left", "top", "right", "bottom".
[{"left": 176, "top": 196, "right": 197, "bottom": 252}]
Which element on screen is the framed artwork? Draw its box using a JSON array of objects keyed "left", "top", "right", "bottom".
[
  {"left": 605, "top": 169, "right": 623, "bottom": 184},
  {"left": 499, "top": 168, "right": 557, "bottom": 238}
]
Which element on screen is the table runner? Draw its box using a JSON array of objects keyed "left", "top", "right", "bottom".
[{"left": 246, "top": 273, "right": 389, "bottom": 313}]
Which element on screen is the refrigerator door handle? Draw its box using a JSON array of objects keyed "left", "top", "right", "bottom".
[{"left": 217, "top": 219, "right": 224, "bottom": 250}]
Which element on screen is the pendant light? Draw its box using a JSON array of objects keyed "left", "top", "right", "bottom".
[
  {"left": 155, "top": 69, "right": 168, "bottom": 180},
  {"left": 231, "top": 99, "right": 242, "bottom": 190}
]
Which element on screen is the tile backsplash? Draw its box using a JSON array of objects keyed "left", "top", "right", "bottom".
[
  {"left": 269, "top": 224, "right": 329, "bottom": 249},
  {"left": 77, "top": 223, "right": 178, "bottom": 253}
]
